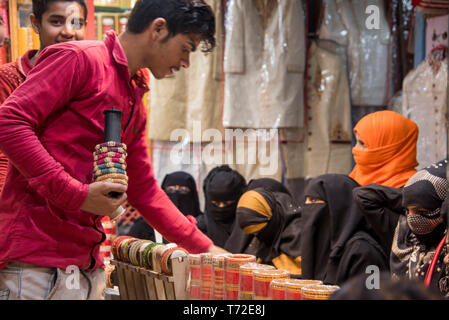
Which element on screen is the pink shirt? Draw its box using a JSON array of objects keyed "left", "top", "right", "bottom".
[
  {"left": 0, "top": 32, "right": 213, "bottom": 270},
  {"left": 0, "top": 50, "right": 37, "bottom": 192}
]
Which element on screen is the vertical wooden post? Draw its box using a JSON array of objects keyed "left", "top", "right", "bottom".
[{"left": 8, "top": 0, "right": 18, "bottom": 62}]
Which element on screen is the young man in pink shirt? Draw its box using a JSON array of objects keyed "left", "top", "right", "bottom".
[{"left": 0, "top": 0, "right": 225, "bottom": 300}]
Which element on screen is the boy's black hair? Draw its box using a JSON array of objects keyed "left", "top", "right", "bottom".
[
  {"left": 127, "top": 0, "right": 216, "bottom": 53},
  {"left": 32, "top": 0, "right": 88, "bottom": 22}
]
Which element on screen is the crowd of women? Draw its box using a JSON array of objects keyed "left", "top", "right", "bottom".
[{"left": 122, "top": 110, "right": 449, "bottom": 298}]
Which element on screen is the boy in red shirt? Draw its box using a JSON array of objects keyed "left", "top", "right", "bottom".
[
  {"left": 0, "top": 0, "right": 225, "bottom": 300},
  {"left": 0, "top": 0, "right": 87, "bottom": 191}
]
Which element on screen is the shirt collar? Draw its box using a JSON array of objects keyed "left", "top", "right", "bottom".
[
  {"left": 104, "top": 30, "right": 129, "bottom": 67},
  {"left": 104, "top": 30, "right": 149, "bottom": 92},
  {"left": 18, "top": 49, "right": 39, "bottom": 77}
]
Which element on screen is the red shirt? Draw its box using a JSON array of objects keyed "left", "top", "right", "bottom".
[
  {"left": 0, "top": 32, "right": 213, "bottom": 270},
  {"left": 0, "top": 50, "right": 37, "bottom": 192}
]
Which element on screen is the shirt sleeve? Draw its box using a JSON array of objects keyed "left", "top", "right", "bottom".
[
  {"left": 0, "top": 66, "right": 19, "bottom": 192},
  {"left": 0, "top": 47, "right": 89, "bottom": 211},
  {"left": 125, "top": 106, "right": 213, "bottom": 253}
]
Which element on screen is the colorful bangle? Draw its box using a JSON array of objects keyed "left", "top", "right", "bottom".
[
  {"left": 95, "top": 173, "right": 129, "bottom": 182},
  {"left": 94, "top": 162, "right": 127, "bottom": 171},
  {"left": 95, "top": 157, "right": 126, "bottom": 166},
  {"left": 161, "top": 247, "right": 189, "bottom": 274},
  {"left": 95, "top": 141, "right": 127, "bottom": 151},
  {"left": 94, "top": 152, "right": 127, "bottom": 161}
]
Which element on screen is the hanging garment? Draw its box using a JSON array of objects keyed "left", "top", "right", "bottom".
[
  {"left": 318, "top": 0, "right": 391, "bottom": 106},
  {"left": 426, "top": 14, "right": 449, "bottom": 57},
  {"left": 148, "top": 0, "right": 224, "bottom": 142},
  {"left": 349, "top": 110, "right": 419, "bottom": 188},
  {"left": 412, "top": 0, "right": 449, "bottom": 15},
  {"left": 413, "top": 11, "right": 427, "bottom": 68},
  {"left": 283, "top": 41, "right": 352, "bottom": 180},
  {"left": 223, "top": 0, "right": 306, "bottom": 128},
  {"left": 300, "top": 174, "right": 388, "bottom": 285},
  {"left": 402, "top": 53, "right": 447, "bottom": 169}
]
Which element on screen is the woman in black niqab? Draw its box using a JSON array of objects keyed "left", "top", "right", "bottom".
[{"left": 300, "top": 174, "right": 388, "bottom": 285}]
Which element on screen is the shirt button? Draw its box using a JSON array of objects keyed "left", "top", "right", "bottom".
[
  {"left": 308, "top": 117, "right": 312, "bottom": 121},
  {"left": 129, "top": 100, "right": 133, "bottom": 105},
  {"left": 308, "top": 147, "right": 312, "bottom": 151},
  {"left": 434, "top": 96, "right": 438, "bottom": 100},
  {"left": 308, "top": 132, "right": 312, "bottom": 136}
]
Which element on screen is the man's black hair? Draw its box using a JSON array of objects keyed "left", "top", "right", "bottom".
[
  {"left": 127, "top": 0, "right": 216, "bottom": 53},
  {"left": 32, "top": 0, "right": 88, "bottom": 22}
]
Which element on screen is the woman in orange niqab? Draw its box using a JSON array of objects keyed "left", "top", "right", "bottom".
[{"left": 349, "top": 110, "right": 419, "bottom": 188}]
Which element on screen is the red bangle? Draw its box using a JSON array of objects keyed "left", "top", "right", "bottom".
[{"left": 161, "top": 247, "right": 189, "bottom": 274}]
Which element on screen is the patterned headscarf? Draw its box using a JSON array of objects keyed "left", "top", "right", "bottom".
[{"left": 402, "top": 159, "right": 448, "bottom": 236}]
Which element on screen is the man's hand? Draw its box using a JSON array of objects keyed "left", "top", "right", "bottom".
[
  {"left": 207, "top": 245, "right": 230, "bottom": 255},
  {"left": 80, "top": 181, "right": 128, "bottom": 218}
]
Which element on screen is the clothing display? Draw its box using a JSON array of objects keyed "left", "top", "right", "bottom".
[
  {"left": 318, "top": 0, "right": 391, "bottom": 107},
  {"left": 300, "top": 174, "right": 388, "bottom": 286},
  {"left": 402, "top": 50, "right": 447, "bottom": 169},
  {"left": 349, "top": 110, "right": 419, "bottom": 188},
  {"left": 148, "top": 0, "right": 224, "bottom": 142},
  {"left": 413, "top": 11, "right": 427, "bottom": 68},
  {"left": 150, "top": 135, "right": 283, "bottom": 209},
  {"left": 413, "top": 0, "right": 449, "bottom": 15},
  {"left": 281, "top": 40, "right": 352, "bottom": 180},
  {"left": 425, "top": 14, "right": 448, "bottom": 59},
  {"left": 223, "top": 0, "right": 306, "bottom": 128}
]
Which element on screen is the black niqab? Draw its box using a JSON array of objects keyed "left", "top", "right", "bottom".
[
  {"left": 203, "top": 165, "right": 246, "bottom": 247},
  {"left": 161, "top": 171, "right": 202, "bottom": 217},
  {"left": 300, "top": 174, "right": 387, "bottom": 285}
]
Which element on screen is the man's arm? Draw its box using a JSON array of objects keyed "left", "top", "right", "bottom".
[
  {"left": 0, "top": 47, "right": 124, "bottom": 215},
  {"left": 0, "top": 64, "right": 21, "bottom": 192},
  {"left": 125, "top": 108, "right": 218, "bottom": 254}
]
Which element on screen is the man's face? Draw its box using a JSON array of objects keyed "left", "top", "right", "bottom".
[
  {"left": 31, "top": 1, "right": 86, "bottom": 50},
  {"left": 149, "top": 32, "right": 201, "bottom": 79}
]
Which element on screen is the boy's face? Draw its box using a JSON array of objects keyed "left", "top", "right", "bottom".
[
  {"left": 31, "top": 1, "right": 86, "bottom": 50},
  {"left": 148, "top": 30, "right": 200, "bottom": 80}
]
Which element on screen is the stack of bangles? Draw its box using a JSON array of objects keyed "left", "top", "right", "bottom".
[
  {"left": 93, "top": 142, "right": 128, "bottom": 220},
  {"left": 111, "top": 236, "right": 189, "bottom": 275},
  {"left": 93, "top": 141, "right": 128, "bottom": 186}
]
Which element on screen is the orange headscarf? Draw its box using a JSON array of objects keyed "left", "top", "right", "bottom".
[{"left": 349, "top": 110, "right": 419, "bottom": 188}]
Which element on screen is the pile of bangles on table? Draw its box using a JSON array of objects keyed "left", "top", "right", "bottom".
[
  {"left": 111, "top": 236, "right": 189, "bottom": 275},
  {"left": 188, "top": 253, "right": 340, "bottom": 301}
]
